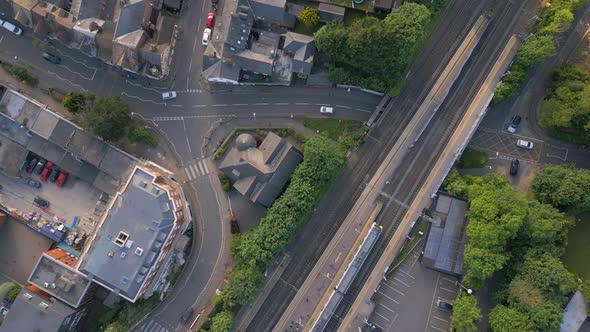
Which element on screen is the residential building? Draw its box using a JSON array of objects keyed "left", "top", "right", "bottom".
[
  {"left": 219, "top": 132, "right": 302, "bottom": 207},
  {"left": 283, "top": 32, "right": 315, "bottom": 78},
  {"left": 249, "top": 0, "right": 295, "bottom": 28},
  {"left": 76, "top": 165, "right": 186, "bottom": 302},
  {"left": 31, "top": 1, "right": 76, "bottom": 43},
  {"left": 11, "top": 0, "right": 38, "bottom": 27}
]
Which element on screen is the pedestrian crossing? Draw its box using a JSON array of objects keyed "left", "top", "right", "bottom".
[
  {"left": 153, "top": 116, "right": 183, "bottom": 121},
  {"left": 184, "top": 159, "right": 210, "bottom": 181},
  {"left": 137, "top": 319, "right": 169, "bottom": 332},
  {"left": 180, "top": 89, "right": 203, "bottom": 93}
]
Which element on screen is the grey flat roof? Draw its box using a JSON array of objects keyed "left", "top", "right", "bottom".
[
  {"left": 0, "top": 289, "right": 74, "bottom": 332},
  {"left": 0, "top": 136, "right": 28, "bottom": 177},
  {"left": 561, "top": 291, "right": 589, "bottom": 332},
  {"left": 28, "top": 254, "right": 92, "bottom": 308},
  {"left": 78, "top": 167, "right": 176, "bottom": 301}
]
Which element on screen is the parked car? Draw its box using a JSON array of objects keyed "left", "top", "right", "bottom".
[
  {"left": 206, "top": 12, "right": 215, "bottom": 28},
  {"left": 56, "top": 172, "right": 69, "bottom": 187},
  {"left": 211, "top": 0, "right": 218, "bottom": 4},
  {"left": 49, "top": 168, "right": 60, "bottom": 183},
  {"left": 436, "top": 299, "right": 453, "bottom": 312},
  {"left": 0, "top": 19, "right": 23, "bottom": 35},
  {"left": 25, "top": 157, "right": 39, "bottom": 173},
  {"left": 230, "top": 216, "right": 240, "bottom": 234},
  {"left": 34, "top": 159, "right": 47, "bottom": 175},
  {"left": 510, "top": 159, "right": 520, "bottom": 176},
  {"left": 24, "top": 178, "right": 41, "bottom": 188},
  {"left": 161, "top": 91, "right": 177, "bottom": 100},
  {"left": 42, "top": 52, "right": 61, "bottom": 64},
  {"left": 180, "top": 307, "right": 193, "bottom": 322},
  {"left": 320, "top": 106, "right": 334, "bottom": 114},
  {"left": 202, "top": 28, "right": 211, "bottom": 45},
  {"left": 507, "top": 115, "right": 522, "bottom": 133},
  {"left": 40, "top": 167, "right": 52, "bottom": 182},
  {"left": 516, "top": 139, "right": 534, "bottom": 150},
  {"left": 34, "top": 197, "right": 50, "bottom": 208}
]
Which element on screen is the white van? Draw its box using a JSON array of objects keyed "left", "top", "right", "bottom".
[{"left": 0, "top": 19, "right": 23, "bottom": 36}]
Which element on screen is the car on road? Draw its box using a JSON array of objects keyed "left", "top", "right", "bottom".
[
  {"left": 49, "top": 168, "right": 60, "bottom": 183},
  {"left": 436, "top": 299, "right": 453, "bottom": 312},
  {"left": 56, "top": 172, "right": 69, "bottom": 187},
  {"left": 180, "top": 307, "right": 194, "bottom": 323},
  {"left": 510, "top": 159, "right": 520, "bottom": 176},
  {"left": 516, "top": 139, "right": 533, "bottom": 150},
  {"left": 24, "top": 178, "right": 41, "bottom": 188},
  {"left": 507, "top": 115, "right": 522, "bottom": 133},
  {"left": 42, "top": 52, "right": 61, "bottom": 64},
  {"left": 202, "top": 28, "right": 211, "bottom": 45},
  {"left": 161, "top": 91, "right": 177, "bottom": 100},
  {"left": 320, "top": 106, "right": 334, "bottom": 114},
  {"left": 0, "top": 19, "right": 23, "bottom": 35},
  {"left": 206, "top": 12, "right": 215, "bottom": 28},
  {"left": 34, "top": 197, "right": 50, "bottom": 208}
]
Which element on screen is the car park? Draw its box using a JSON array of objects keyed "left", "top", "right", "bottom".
[
  {"left": 0, "top": 19, "right": 23, "bottom": 35},
  {"left": 24, "top": 178, "right": 41, "bottom": 188},
  {"left": 510, "top": 159, "right": 520, "bottom": 176},
  {"left": 436, "top": 299, "right": 453, "bottom": 312},
  {"left": 507, "top": 115, "right": 522, "bottom": 133},
  {"left": 40, "top": 167, "right": 52, "bottom": 182},
  {"left": 320, "top": 106, "right": 334, "bottom": 114},
  {"left": 161, "top": 91, "right": 177, "bottom": 100},
  {"left": 206, "top": 12, "right": 215, "bottom": 28},
  {"left": 49, "top": 168, "right": 60, "bottom": 183},
  {"left": 42, "top": 52, "right": 61, "bottom": 64},
  {"left": 202, "top": 28, "right": 211, "bottom": 45},
  {"left": 33, "top": 197, "right": 50, "bottom": 208},
  {"left": 56, "top": 172, "right": 68, "bottom": 187},
  {"left": 516, "top": 139, "right": 533, "bottom": 150}
]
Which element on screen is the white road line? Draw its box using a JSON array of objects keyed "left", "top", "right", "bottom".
[
  {"left": 441, "top": 277, "right": 456, "bottom": 284},
  {"left": 197, "top": 160, "right": 206, "bottom": 175},
  {"left": 295, "top": 102, "right": 309, "bottom": 105},
  {"left": 439, "top": 287, "right": 455, "bottom": 293},
  {"left": 377, "top": 302, "right": 396, "bottom": 313},
  {"left": 185, "top": 168, "right": 193, "bottom": 181},
  {"left": 355, "top": 108, "right": 371, "bottom": 113},
  {"left": 172, "top": 104, "right": 183, "bottom": 107},
  {"left": 254, "top": 102, "right": 269, "bottom": 105},
  {"left": 189, "top": 165, "right": 198, "bottom": 178},
  {"left": 432, "top": 316, "right": 449, "bottom": 323},
  {"left": 374, "top": 312, "right": 390, "bottom": 322},
  {"left": 274, "top": 102, "right": 289, "bottom": 105},
  {"left": 124, "top": 79, "right": 166, "bottom": 93},
  {"left": 394, "top": 277, "right": 411, "bottom": 288},
  {"left": 0, "top": 36, "right": 4, "bottom": 44},
  {"left": 186, "top": 136, "right": 192, "bottom": 154},
  {"left": 194, "top": 164, "right": 202, "bottom": 176},
  {"left": 430, "top": 325, "right": 446, "bottom": 332},
  {"left": 424, "top": 274, "right": 441, "bottom": 332},
  {"left": 377, "top": 290, "right": 400, "bottom": 304},
  {"left": 391, "top": 313, "right": 399, "bottom": 324},
  {"left": 193, "top": 105, "right": 207, "bottom": 108},
  {"left": 48, "top": 70, "right": 88, "bottom": 92},
  {"left": 336, "top": 105, "right": 351, "bottom": 109},
  {"left": 189, "top": 57, "right": 193, "bottom": 72},
  {"left": 144, "top": 320, "right": 155, "bottom": 331},
  {"left": 201, "top": 160, "right": 209, "bottom": 174},
  {"left": 382, "top": 282, "right": 405, "bottom": 296},
  {"left": 58, "top": 64, "right": 95, "bottom": 80},
  {"left": 315, "top": 103, "right": 330, "bottom": 106},
  {"left": 212, "top": 104, "right": 228, "bottom": 107},
  {"left": 232, "top": 103, "right": 248, "bottom": 106},
  {"left": 193, "top": 37, "right": 198, "bottom": 52},
  {"left": 121, "top": 92, "right": 166, "bottom": 105},
  {"left": 398, "top": 269, "right": 415, "bottom": 279}
]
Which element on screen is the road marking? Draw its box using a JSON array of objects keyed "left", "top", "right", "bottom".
[
  {"left": 254, "top": 102, "right": 269, "bottom": 105},
  {"left": 48, "top": 70, "right": 88, "bottom": 92},
  {"left": 232, "top": 103, "right": 248, "bottom": 106},
  {"left": 185, "top": 168, "right": 193, "bottom": 181},
  {"left": 424, "top": 274, "right": 441, "bottom": 332},
  {"left": 377, "top": 301, "right": 397, "bottom": 313},
  {"left": 189, "top": 57, "right": 193, "bottom": 72},
  {"left": 193, "top": 104, "right": 207, "bottom": 108},
  {"left": 394, "top": 277, "right": 411, "bottom": 287},
  {"left": 441, "top": 277, "right": 456, "bottom": 284},
  {"left": 377, "top": 290, "right": 400, "bottom": 304},
  {"left": 430, "top": 325, "right": 447, "bottom": 332},
  {"left": 432, "top": 315, "right": 449, "bottom": 323},
  {"left": 398, "top": 269, "right": 415, "bottom": 279},
  {"left": 381, "top": 282, "right": 405, "bottom": 296},
  {"left": 391, "top": 312, "right": 399, "bottom": 324},
  {"left": 374, "top": 312, "right": 390, "bottom": 322},
  {"left": 190, "top": 164, "right": 199, "bottom": 177},
  {"left": 355, "top": 108, "right": 371, "bottom": 113},
  {"left": 212, "top": 104, "right": 228, "bottom": 107},
  {"left": 58, "top": 64, "right": 95, "bottom": 80},
  {"left": 121, "top": 92, "right": 165, "bottom": 105},
  {"left": 172, "top": 104, "right": 183, "bottom": 107},
  {"left": 144, "top": 320, "right": 155, "bottom": 330},
  {"left": 274, "top": 102, "right": 289, "bottom": 105},
  {"left": 186, "top": 136, "right": 192, "bottom": 154},
  {"left": 336, "top": 105, "right": 351, "bottom": 109},
  {"left": 197, "top": 160, "right": 206, "bottom": 175},
  {"left": 0, "top": 36, "right": 4, "bottom": 44},
  {"left": 125, "top": 80, "right": 166, "bottom": 93},
  {"left": 295, "top": 102, "right": 309, "bottom": 105},
  {"left": 439, "top": 287, "right": 455, "bottom": 293}
]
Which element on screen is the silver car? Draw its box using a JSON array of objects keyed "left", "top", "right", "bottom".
[
  {"left": 162, "top": 91, "right": 177, "bottom": 100},
  {"left": 0, "top": 19, "right": 23, "bottom": 36}
]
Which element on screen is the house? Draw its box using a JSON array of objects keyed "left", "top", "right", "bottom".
[
  {"left": 219, "top": 132, "right": 302, "bottom": 207},
  {"left": 317, "top": 3, "right": 345, "bottom": 23},
  {"left": 76, "top": 165, "right": 186, "bottom": 302},
  {"left": 283, "top": 32, "right": 315, "bottom": 78},
  {"left": 249, "top": 0, "right": 295, "bottom": 28},
  {"left": 11, "top": 0, "right": 38, "bottom": 27},
  {"left": 421, "top": 192, "right": 468, "bottom": 276},
  {"left": 31, "top": 1, "right": 77, "bottom": 43}
]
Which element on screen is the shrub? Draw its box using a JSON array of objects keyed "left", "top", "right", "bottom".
[
  {"left": 128, "top": 125, "right": 157, "bottom": 146},
  {"left": 5, "top": 285, "right": 21, "bottom": 303},
  {"left": 299, "top": 7, "right": 320, "bottom": 28},
  {"left": 62, "top": 92, "right": 87, "bottom": 113},
  {"left": 457, "top": 149, "right": 487, "bottom": 168},
  {"left": 218, "top": 173, "right": 232, "bottom": 191}
]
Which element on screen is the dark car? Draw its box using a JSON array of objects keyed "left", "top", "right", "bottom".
[
  {"left": 49, "top": 168, "right": 60, "bottom": 183},
  {"left": 436, "top": 299, "right": 453, "bottom": 312},
  {"left": 180, "top": 307, "right": 193, "bottom": 323},
  {"left": 34, "top": 197, "right": 50, "bottom": 208},
  {"left": 24, "top": 178, "right": 41, "bottom": 188},
  {"left": 34, "top": 159, "right": 47, "bottom": 175},
  {"left": 42, "top": 52, "right": 61, "bottom": 64},
  {"left": 507, "top": 115, "right": 522, "bottom": 133},
  {"left": 510, "top": 159, "right": 520, "bottom": 176},
  {"left": 25, "top": 157, "right": 39, "bottom": 173}
]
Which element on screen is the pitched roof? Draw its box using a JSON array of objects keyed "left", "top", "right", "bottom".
[
  {"left": 248, "top": 0, "right": 295, "bottom": 27},
  {"left": 114, "top": 0, "right": 145, "bottom": 38},
  {"left": 236, "top": 50, "right": 274, "bottom": 75},
  {"left": 284, "top": 32, "right": 315, "bottom": 75}
]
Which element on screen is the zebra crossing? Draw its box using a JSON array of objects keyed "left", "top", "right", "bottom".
[
  {"left": 137, "top": 319, "right": 170, "bottom": 332},
  {"left": 184, "top": 159, "right": 210, "bottom": 180},
  {"left": 153, "top": 116, "right": 183, "bottom": 121},
  {"left": 180, "top": 89, "right": 203, "bottom": 93}
]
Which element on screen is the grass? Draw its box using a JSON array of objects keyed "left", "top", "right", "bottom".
[
  {"left": 303, "top": 118, "right": 364, "bottom": 141},
  {"left": 388, "top": 78, "right": 406, "bottom": 96},
  {"left": 386, "top": 218, "right": 428, "bottom": 277},
  {"left": 457, "top": 148, "right": 488, "bottom": 169},
  {"left": 344, "top": 8, "right": 370, "bottom": 26},
  {"left": 563, "top": 211, "right": 590, "bottom": 279}
]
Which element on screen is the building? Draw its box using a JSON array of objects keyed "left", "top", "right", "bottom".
[
  {"left": 76, "top": 165, "right": 186, "bottom": 302},
  {"left": 31, "top": 1, "right": 77, "bottom": 43},
  {"left": 283, "top": 32, "right": 315, "bottom": 78},
  {"left": 317, "top": 3, "right": 345, "bottom": 23},
  {"left": 561, "top": 291, "right": 589, "bottom": 332},
  {"left": 421, "top": 192, "right": 468, "bottom": 276},
  {"left": 219, "top": 132, "right": 302, "bottom": 207},
  {"left": 249, "top": 0, "right": 295, "bottom": 28},
  {"left": 11, "top": 0, "right": 38, "bottom": 27}
]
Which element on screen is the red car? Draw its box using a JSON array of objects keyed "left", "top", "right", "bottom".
[
  {"left": 40, "top": 167, "right": 51, "bottom": 182},
  {"left": 206, "top": 12, "right": 215, "bottom": 28},
  {"left": 56, "top": 172, "right": 68, "bottom": 187}
]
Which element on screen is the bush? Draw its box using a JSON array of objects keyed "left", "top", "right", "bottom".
[
  {"left": 211, "top": 311, "right": 233, "bottom": 332},
  {"left": 128, "top": 125, "right": 157, "bottom": 146},
  {"left": 62, "top": 92, "right": 87, "bottom": 113},
  {"left": 299, "top": 7, "right": 320, "bottom": 28},
  {"left": 5, "top": 285, "right": 21, "bottom": 303},
  {"left": 82, "top": 96, "right": 131, "bottom": 141},
  {"left": 218, "top": 173, "right": 232, "bottom": 191},
  {"left": 7, "top": 65, "right": 38, "bottom": 85},
  {"left": 457, "top": 149, "right": 487, "bottom": 168}
]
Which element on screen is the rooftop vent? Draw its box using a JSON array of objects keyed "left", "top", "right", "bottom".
[
  {"left": 39, "top": 302, "right": 49, "bottom": 309},
  {"left": 135, "top": 247, "right": 144, "bottom": 256},
  {"left": 43, "top": 282, "right": 49, "bottom": 288},
  {"left": 125, "top": 240, "right": 134, "bottom": 249},
  {"left": 23, "top": 293, "right": 33, "bottom": 300},
  {"left": 50, "top": 283, "right": 56, "bottom": 289},
  {"left": 114, "top": 231, "right": 129, "bottom": 247},
  {"left": 121, "top": 276, "right": 129, "bottom": 285},
  {"left": 140, "top": 181, "right": 148, "bottom": 188},
  {"left": 107, "top": 250, "right": 115, "bottom": 257},
  {"left": 151, "top": 188, "right": 161, "bottom": 195},
  {"left": 120, "top": 252, "right": 127, "bottom": 259}
]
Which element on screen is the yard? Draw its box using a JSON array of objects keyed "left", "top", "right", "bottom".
[{"left": 303, "top": 118, "right": 364, "bottom": 141}]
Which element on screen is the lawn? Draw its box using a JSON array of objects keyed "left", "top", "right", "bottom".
[
  {"left": 303, "top": 118, "right": 364, "bottom": 141},
  {"left": 563, "top": 212, "right": 590, "bottom": 279},
  {"left": 456, "top": 148, "right": 488, "bottom": 169}
]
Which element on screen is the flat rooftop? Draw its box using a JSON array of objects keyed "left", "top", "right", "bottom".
[
  {"left": 28, "top": 253, "right": 92, "bottom": 308},
  {"left": 78, "top": 167, "right": 176, "bottom": 301}
]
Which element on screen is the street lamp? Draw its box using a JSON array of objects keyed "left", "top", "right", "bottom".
[{"left": 456, "top": 281, "right": 473, "bottom": 295}]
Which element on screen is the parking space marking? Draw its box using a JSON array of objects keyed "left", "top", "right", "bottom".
[
  {"left": 439, "top": 287, "right": 455, "bottom": 293},
  {"left": 432, "top": 315, "right": 449, "bottom": 323},
  {"left": 377, "top": 291, "right": 400, "bottom": 305},
  {"left": 398, "top": 269, "right": 415, "bottom": 279},
  {"left": 374, "top": 312, "right": 391, "bottom": 322},
  {"left": 377, "top": 302, "right": 397, "bottom": 313},
  {"left": 441, "top": 277, "right": 456, "bottom": 284},
  {"left": 424, "top": 274, "right": 441, "bottom": 332},
  {"left": 391, "top": 312, "right": 399, "bottom": 324},
  {"left": 394, "top": 277, "right": 411, "bottom": 287},
  {"left": 430, "top": 325, "right": 447, "bottom": 332},
  {"left": 382, "top": 282, "right": 406, "bottom": 296}
]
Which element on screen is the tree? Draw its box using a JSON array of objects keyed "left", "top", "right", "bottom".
[
  {"left": 299, "top": 7, "right": 320, "bottom": 28},
  {"left": 315, "top": 23, "right": 348, "bottom": 61},
  {"left": 489, "top": 305, "right": 534, "bottom": 332},
  {"left": 0, "top": 282, "right": 16, "bottom": 300},
  {"left": 520, "top": 252, "right": 576, "bottom": 305},
  {"left": 451, "top": 293, "right": 481, "bottom": 332},
  {"left": 530, "top": 301, "right": 564, "bottom": 332},
  {"left": 531, "top": 164, "right": 590, "bottom": 210},
  {"left": 82, "top": 96, "right": 131, "bottom": 141},
  {"left": 62, "top": 92, "right": 87, "bottom": 113},
  {"left": 507, "top": 276, "right": 545, "bottom": 312},
  {"left": 518, "top": 200, "right": 571, "bottom": 256},
  {"left": 5, "top": 284, "right": 21, "bottom": 303},
  {"left": 517, "top": 34, "right": 555, "bottom": 69},
  {"left": 211, "top": 310, "right": 234, "bottom": 332},
  {"left": 128, "top": 125, "right": 157, "bottom": 145},
  {"left": 541, "top": 8, "right": 574, "bottom": 34}
]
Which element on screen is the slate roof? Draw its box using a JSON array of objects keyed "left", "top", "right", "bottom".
[
  {"left": 114, "top": 0, "right": 146, "bottom": 38},
  {"left": 284, "top": 32, "right": 315, "bottom": 75},
  {"left": 78, "top": 167, "right": 176, "bottom": 301},
  {"left": 249, "top": 0, "right": 295, "bottom": 27},
  {"left": 236, "top": 50, "right": 274, "bottom": 75}
]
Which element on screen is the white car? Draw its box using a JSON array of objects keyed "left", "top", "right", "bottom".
[
  {"left": 202, "top": 28, "right": 211, "bottom": 46},
  {"left": 0, "top": 19, "right": 23, "bottom": 36},
  {"left": 320, "top": 106, "right": 334, "bottom": 114},
  {"left": 516, "top": 139, "right": 533, "bottom": 150},
  {"left": 161, "top": 91, "right": 177, "bottom": 100}
]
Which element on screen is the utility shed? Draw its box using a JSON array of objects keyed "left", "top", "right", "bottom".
[{"left": 318, "top": 3, "right": 345, "bottom": 23}]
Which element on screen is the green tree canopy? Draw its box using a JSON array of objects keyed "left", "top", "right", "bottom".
[
  {"left": 451, "top": 293, "right": 481, "bottom": 332},
  {"left": 82, "top": 96, "right": 131, "bottom": 141},
  {"left": 128, "top": 125, "right": 157, "bottom": 146},
  {"left": 517, "top": 34, "right": 556, "bottom": 69},
  {"left": 531, "top": 164, "right": 590, "bottom": 210},
  {"left": 489, "top": 305, "right": 534, "bottom": 332},
  {"left": 211, "top": 310, "right": 234, "bottom": 332},
  {"left": 299, "top": 7, "right": 320, "bottom": 27},
  {"left": 517, "top": 200, "right": 571, "bottom": 256},
  {"left": 62, "top": 92, "right": 87, "bottom": 113}
]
